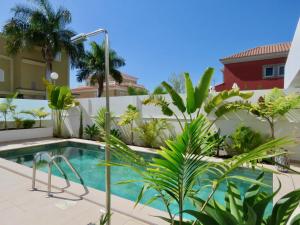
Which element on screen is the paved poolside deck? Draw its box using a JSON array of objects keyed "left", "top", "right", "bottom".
[{"left": 0, "top": 138, "right": 300, "bottom": 224}]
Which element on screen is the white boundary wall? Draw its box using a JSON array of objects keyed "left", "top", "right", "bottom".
[{"left": 64, "top": 90, "right": 300, "bottom": 161}]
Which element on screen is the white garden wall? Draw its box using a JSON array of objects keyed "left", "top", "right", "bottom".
[
  {"left": 63, "top": 90, "right": 300, "bottom": 161},
  {"left": 0, "top": 127, "right": 53, "bottom": 143}
]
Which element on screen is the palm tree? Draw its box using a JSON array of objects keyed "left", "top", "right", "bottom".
[
  {"left": 76, "top": 41, "right": 125, "bottom": 97},
  {"left": 2, "top": 0, "right": 84, "bottom": 81}
]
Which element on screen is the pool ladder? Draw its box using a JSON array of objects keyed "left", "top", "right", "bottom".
[{"left": 32, "top": 152, "right": 89, "bottom": 197}]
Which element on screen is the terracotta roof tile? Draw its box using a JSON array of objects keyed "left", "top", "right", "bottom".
[{"left": 222, "top": 42, "right": 291, "bottom": 61}]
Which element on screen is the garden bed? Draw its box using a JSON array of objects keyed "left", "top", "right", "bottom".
[{"left": 0, "top": 127, "right": 53, "bottom": 143}]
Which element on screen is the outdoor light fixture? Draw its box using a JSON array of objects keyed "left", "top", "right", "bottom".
[
  {"left": 70, "top": 29, "right": 106, "bottom": 43},
  {"left": 232, "top": 82, "right": 239, "bottom": 89},
  {"left": 50, "top": 72, "right": 59, "bottom": 80},
  {"left": 50, "top": 72, "right": 59, "bottom": 85},
  {"left": 71, "top": 29, "right": 111, "bottom": 225}
]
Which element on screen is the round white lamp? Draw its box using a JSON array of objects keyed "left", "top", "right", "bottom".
[{"left": 50, "top": 72, "right": 59, "bottom": 84}]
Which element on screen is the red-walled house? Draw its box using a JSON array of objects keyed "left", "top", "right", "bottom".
[{"left": 215, "top": 42, "right": 291, "bottom": 91}]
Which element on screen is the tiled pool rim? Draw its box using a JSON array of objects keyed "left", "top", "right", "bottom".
[{"left": 0, "top": 138, "right": 299, "bottom": 224}]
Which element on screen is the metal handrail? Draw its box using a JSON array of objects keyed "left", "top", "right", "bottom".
[
  {"left": 32, "top": 152, "right": 70, "bottom": 190},
  {"left": 48, "top": 155, "right": 89, "bottom": 196},
  {"left": 32, "top": 152, "right": 88, "bottom": 197}
]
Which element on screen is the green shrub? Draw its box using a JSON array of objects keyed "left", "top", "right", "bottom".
[
  {"left": 23, "top": 119, "right": 35, "bottom": 129},
  {"left": 227, "top": 125, "right": 265, "bottom": 155},
  {"left": 110, "top": 128, "right": 121, "bottom": 139},
  {"left": 134, "top": 118, "right": 170, "bottom": 148},
  {"left": 84, "top": 124, "right": 99, "bottom": 140},
  {"left": 13, "top": 115, "right": 23, "bottom": 129}
]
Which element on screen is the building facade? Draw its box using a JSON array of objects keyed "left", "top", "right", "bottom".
[
  {"left": 0, "top": 36, "right": 69, "bottom": 99},
  {"left": 72, "top": 73, "right": 146, "bottom": 98},
  {"left": 215, "top": 43, "right": 290, "bottom": 91}
]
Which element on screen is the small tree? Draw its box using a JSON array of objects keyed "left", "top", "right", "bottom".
[
  {"left": 22, "top": 107, "right": 50, "bottom": 128},
  {"left": 0, "top": 92, "right": 18, "bottom": 129},
  {"left": 241, "top": 88, "right": 300, "bottom": 139},
  {"left": 118, "top": 104, "right": 139, "bottom": 144}
]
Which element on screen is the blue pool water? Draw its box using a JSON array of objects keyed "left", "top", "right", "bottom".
[{"left": 0, "top": 141, "right": 273, "bottom": 217}]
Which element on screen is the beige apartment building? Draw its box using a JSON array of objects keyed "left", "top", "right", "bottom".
[
  {"left": 72, "top": 73, "right": 147, "bottom": 98},
  {"left": 0, "top": 36, "right": 69, "bottom": 99}
]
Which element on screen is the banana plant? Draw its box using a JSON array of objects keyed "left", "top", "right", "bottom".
[
  {"left": 103, "top": 115, "right": 291, "bottom": 225},
  {"left": 45, "top": 81, "right": 79, "bottom": 137},
  {"left": 143, "top": 68, "right": 253, "bottom": 130},
  {"left": 181, "top": 174, "right": 300, "bottom": 225}
]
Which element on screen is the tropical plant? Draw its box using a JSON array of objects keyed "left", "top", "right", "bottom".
[
  {"left": 207, "top": 129, "right": 226, "bottom": 157},
  {"left": 118, "top": 104, "right": 139, "bottom": 144},
  {"left": 23, "top": 119, "right": 35, "bottom": 129},
  {"left": 153, "top": 85, "right": 167, "bottom": 95},
  {"left": 226, "top": 125, "right": 265, "bottom": 155},
  {"left": 105, "top": 115, "right": 291, "bottom": 225},
  {"left": 134, "top": 118, "right": 170, "bottom": 148},
  {"left": 21, "top": 107, "right": 50, "bottom": 128},
  {"left": 76, "top": 41, "right": 125, "bottom": 97},
  {"left": 184, "top": 174, "right": 300, "bottom": 225},
  {"left": 84, "top": 124, "right": 100, "bottom": 140},
  {"left": 46, "top": 81, "right": 79, "bottom": 137},
  {"left": 0, "top": 92, "right": 18, "bottom": 129},
  {"left": 13, "top": 114, "right": 23, "bottom": 129},
  {"left": 99, "top": 212, "right": 112, "bottom": 225},
  {"left": 79, "top": 109, "right": 83, "bottom": 138},
  {"left": 2, "top": 0, "right": 84, "bottom": 81},
  {"left": 127, "top": 86, "right": 148, "bottom": 96},
  {"left": 168, "top": 73, "right": 185, "bottom": 93},
  {"left": 143, "top": 68, "right": 253, "bottom": 131},
  {"left": 94, "top": 107, "right": 119, "bottom": 140},
  {"left": 110, "top": 128, "right": 121, "bottom": 139}
]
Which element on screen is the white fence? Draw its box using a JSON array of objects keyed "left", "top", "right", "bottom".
[{"left": 64, "top": 90, "right": 300, "bottom": 161}]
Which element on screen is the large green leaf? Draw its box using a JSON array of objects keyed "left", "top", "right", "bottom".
[
  {"left": 204, "top": 89, "right": 253, "bottom": 115},
  {"left": 267, "top": 189, "right": 300, "bottom": 225},
  {"left": 162, "top": 81, "right": 186, "bottom": 113},
  {"left": 227, "top": 182, "right": 244, "bottom": 223},
  {"left": 143, "top": 95, "right": 174, "bottom": 116},
  {"left": 194, "top": 67, "right": 214, "bottom": 110},
  {"left": 184, "top": 73, "right": 196, "bottom": 114}
]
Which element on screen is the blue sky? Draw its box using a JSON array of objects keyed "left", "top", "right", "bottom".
[{"left": 1, "top": 0, "right": 300, "bottom": 91}]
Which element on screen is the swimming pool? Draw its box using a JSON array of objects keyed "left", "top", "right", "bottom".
[{"left": 0, "top": 141, "right": 273, "bottom": 216}]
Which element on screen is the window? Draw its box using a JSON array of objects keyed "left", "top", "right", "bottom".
[
  {"left": 279, "top": 65, "right": 285, "bottom": 76},
  {"left": 263, "top": 64, "right": 285, "bottom": 78},
  {"left": 0, "top": 69, "right": 4, "bottom": 82},
  {"left": 265, "top": 67, "right": 273, "bottom": 77},
  {"left": 54, "top": 52, "right": 62, "bottom": 62}
]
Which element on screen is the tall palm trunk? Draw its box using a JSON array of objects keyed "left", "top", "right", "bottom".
[{"left": 97, "top": 77, "right": 104, "bottom": 97}]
